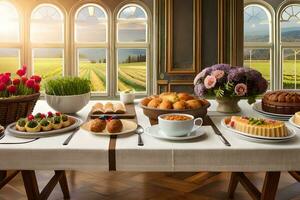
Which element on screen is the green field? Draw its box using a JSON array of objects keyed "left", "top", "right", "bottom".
[
  {"left": 0, "top": 57, "right": 146, "bottom": 92},
  {"left": 244, "top": 60, "right": 300, "bottom": 89}
]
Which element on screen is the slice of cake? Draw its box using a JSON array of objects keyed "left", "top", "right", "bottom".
[{"left": 227, "top": 116, "right": 288, "bottom": 137}]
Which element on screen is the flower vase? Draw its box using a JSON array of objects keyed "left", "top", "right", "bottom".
[{"left": 216, "top": 97, "right": 241, "bottom": 113}]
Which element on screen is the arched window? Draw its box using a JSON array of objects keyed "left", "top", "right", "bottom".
[
  {"left": 75, "top": 4, "right": 108, "bottom": 94},
  {"left": 0, "top": 2, "right": 20, "bottom": 73},
  {"left": 30, "top": 4, "right": 64, "bottom": 83},
  {"left": 280, "top": 4, "right": 300, "bottom": 89},
  {"left": 116, "top": 4, "right": 149, "bottom": 93},
  {"left": 243, "top": 4, "right": 273, "bottom": 89}
]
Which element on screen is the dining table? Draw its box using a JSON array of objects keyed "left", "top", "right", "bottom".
[{"left": 1, "top": 99, "right": 300, "bottom": 200}]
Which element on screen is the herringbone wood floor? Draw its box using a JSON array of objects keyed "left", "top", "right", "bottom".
[{"left": 0, "top": 171, "right": 300, "bottom": 200}]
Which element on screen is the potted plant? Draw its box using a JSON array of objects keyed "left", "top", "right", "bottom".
[
  {"left": 44, "top": 77, "right": 91, "bottom": 113},
  {"left": 194, "top": 64, "right": 268, "bottom": 113},
  {"left": 0, "top": 65, "right": 41, "bottom": 126}
]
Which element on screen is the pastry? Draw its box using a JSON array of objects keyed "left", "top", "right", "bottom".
[
  {"left": 186, "top": 100, "right": 202, "bottom": 109},
  {"left": 158, "top": 100, "right": 173, "bottom": 109},
  {"left": 52, "top": 116, "right": 63, "bottom": 130},
  {"left": 89, "top": 118, "right": 106, "bottom": 132},
  {"left": 173, "top": 100, "right": 186, "bottom": 110},
  {"left": 107, "top": 119, "right": 123, "bottom": 133},
  {"left": 25, "top": 120, "right": 41, "bottom": 132},
  {"left": 262, "top": 90, "right": 300, "bottom": 114},
  {"left": 34, "top": 113, "right": 43, "bottom": 122},
  {"left": 141, "top": 97, "right": 152, "bottom": 106},
  {"left": 113, "top": 103, "right": 126, "bottom": 114},
  {"left": 16, "top": 118, "right": 26, "bottom": 131},
  {"left": 159, "top": 92, "right": 178, "bottom": 103},
  {"left": 40, "top": 119, "right": 52, "bottom": 131},
  {"left": 228, "top": 116, "right": 288, "bottom": 137},
  {"left": 177, "top": 93, "right": 194, "bottom": 101},
  {"left": 147, "top": 98, "right": 162, "bottom": 108},
  {"left": 61, "top": 114, "right": 71, "bottom": 127},
  {"left": 104, "top": 102, "right": 114, "bottom": 113},
  {"left": 92, "top": 103, "right": 104, "bottom": 114},
  {"left": 294, "top": 112, "right": 300, "bottom": 125}
]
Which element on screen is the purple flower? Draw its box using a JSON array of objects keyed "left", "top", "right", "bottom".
[
  {"left": 235, "top": 83, "right": 247, "bottom": 96},
  {"left": 211, "top": 70, "right": 225, "bottom": 80},
  {"left": 211, "top": 64, "right": 231, "bottom": 71},
  {"left": 193, "top": 67, "right": 213, "bottom": 85},
  {"left": 194, "top": 83, "right": 206, "bottom": 97}
]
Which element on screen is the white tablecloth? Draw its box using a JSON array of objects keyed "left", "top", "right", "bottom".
[{"left": 1, "top": 100, "right": 300, "bottom": 172}]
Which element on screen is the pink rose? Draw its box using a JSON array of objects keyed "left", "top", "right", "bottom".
[
  {"left": 211, "top": 70, "right": 225, "bottom": 79},
  {"left": 234, "top": 83, "right": 247, "bottom": 96},
  {"left": 204, "top": 75, "right": 217, "bottom": 89}
]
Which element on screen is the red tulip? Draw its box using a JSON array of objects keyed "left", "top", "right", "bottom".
[
  {"left": 0, "top": 74, "right": 11, "bottom": 84},
  {"left": 21, "top": 76, "right": 28, "bottom": 83},
  {"left": 12, "top": 78, "right": 20, "bottom": 85},
  {"left": 16, "top": 69, "right": 26, "bottom": 77},
  {"left": 7, "top": 85, "right": 16, "bottom": 94},
  {"left": 33, "top": 83, "right": 40, "bottom": 92},
  {"left": 4, "top": 72, "right": 11, "bottom": 77},
  {"left": 25, "top": 79, "right": 35, "bottom": 88},
  {"left": 0, "top": 83, "right": 5, "bottom": 91},
  {"left": 30, "top": 75, "right": 42, "bottom": 83}
]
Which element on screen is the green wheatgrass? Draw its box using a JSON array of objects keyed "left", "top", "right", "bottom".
[{"left": 44, "top": 77, "right": 91, "bottom": 96}]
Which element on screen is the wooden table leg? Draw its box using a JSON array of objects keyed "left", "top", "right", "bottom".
[
  {"left": 289, "top": 171, "right": 300, "bottom": 182},
  {"left": 261, "top": 172, "right": 280, "bottom": 200},
  {"left": 0, "top": 170, "right": 7, "bottom": 181},
  {"left": 228, "top": 172, "right": 239, "bottom": 198},
  {"left": 56, "top": 170, "right": 70, "bottom": 199},
  {"left": 21, "top": 170, "right": 40, "bottom": 200}
]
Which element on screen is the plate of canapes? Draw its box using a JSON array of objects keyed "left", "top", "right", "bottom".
[
  {"left": 7, "top": 112, "right": 82, "bottom": 138},
  {"left": 81, "top": 116, "right": 137, "bottom": 136},
  {"left": 140, "top": 92, "right": 210, "bottom": 120}
]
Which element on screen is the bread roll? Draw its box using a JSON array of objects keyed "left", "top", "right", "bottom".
[
  {"left": 104, "top": 102, "right": 114, "bottom": 113},
  {"left": 92, "top": 103, "right": 104, "bottom": 114},
  {"left": 114, "top": 103, "right": 126, "bottom": 114}
]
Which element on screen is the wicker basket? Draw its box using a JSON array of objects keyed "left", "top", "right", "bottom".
[{"left": 0, "top": 93, "right": 40, "bottom": 127}]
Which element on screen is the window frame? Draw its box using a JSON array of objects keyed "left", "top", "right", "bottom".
[
  {"left": 244, "top": 1, "right": 275, "bottom": 90},
  {"left": 114, "top": 2, "right": 151, "bottom": 96},
  {"left": 73, "top": 3, "right": 110, "bottom": 96},
  {"left": 28, "top": 3, "right": 66, "bottom": 78}
]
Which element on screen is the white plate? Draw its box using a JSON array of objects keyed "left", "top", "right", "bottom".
[
  {"left": 145, "top": 125, "right": 206, "bottom": 141},
  {"left": 289, "top": 116, "right": 300, "bottom": 129},
  {"left": 81, "top": 119, "right": 137, "bottom": 136},
  {"left": 7, "top": 117, "right": 83, "bottom": 138},
  {"left": 252, "top": 101, "right": 292, "bottom": 121},
  {"left": 221, "top": 118, "right": 296, "bottom": 143}
]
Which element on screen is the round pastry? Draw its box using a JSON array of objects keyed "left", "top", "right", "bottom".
[
  {"left": 16, "top": 118, "right": 27, "bottom": 132},
  {"left": 61, "top": 114, "right": 71, "bottom": 127},
  {"left": 107, "top": 119, "right": 123, "bottom": 133},
  {"left": 141, "top": 97, "right": 152, "bottom": 106},
  {"left": 186, "top": 100, "right": 202, "bottom": 109},
  {"left": 34, "top": 113, "right": 43, "bottom": 122},
  {"left": 294, "top": 112, "right": 300, "bottom": 125},
  {"left": 147, "top": 98, "right": 162, "bottom": 108},
  {"left": 159, "top": 92, "right": 178, "bottom": 103},
  {"left": 52, "top": 116, "right": 63, "bottom": 130},
  {"left": 262, "top": 90, "right": 300, "bottom": 114},
  {"left": 173, "top": 100, "right": 186, "bottom": 110},
  {"left": 177, "top": 93, "right": 194, "bottom": 101},
  {"left": 40, "top": 119, "right": 52, "bottom": 131},
  {"left": 25, "top": 120, "right": 41, "bottom": 132},
  {"left": 90, "top": 118, "right": 106, "bottom": 132},
  {"left": 158, "top": 100, "right": 173, "bottom": 109}
]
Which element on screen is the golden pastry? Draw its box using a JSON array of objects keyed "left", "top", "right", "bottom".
[
  {"left": 186, "top": 99, "right": 202, "bottom": 109},
  {"left": 16, "top": 118, "right": 26, "bottom": 132},
  {"left": 113, "top": 103, "right": 126, "bottom": 114},
  {"left": 107, "top": 119, "right": 123, "bottom": 133},
  {"left": 104, "top": 102, "right": 114, "bottom": 114},
  {"left": 61, "top": 114, "right": 71, "bottom": 127},
  {"left": 52, "top": 116, "right": 63, "bottom": 130},
  {"left": 40, "top": 119, "right": 52, "bottom": 131},
  {"left": 147, "top": 98, "right": 162, "bottom": 108},
  {"left": 177, "top": 93, "right": 194, "bottom": 101},
  {"left": 25, "top": 120, "right": 41, "bottom": 132},
  {"left": 173, "top": 100, "right": 186, "bottom": 110},
  {"left": 92, "top": 103, "right": 104, "bottom": 114},
  {"left": 158, "top": 100, "right": 173, "bottom": 109},
  {"left": 89, "top": 118, "right": 106, "bottom": 132},
  {"left": 159, "top": 92, "right": 178, "bottom": 103},
  {"left": 141, "top": 97, "right": 152, "bottom": 106}
]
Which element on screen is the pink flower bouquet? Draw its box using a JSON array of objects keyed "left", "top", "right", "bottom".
[
  {"left": 194, "top": 64, "right": 268, "bottom": 103},
  {"left": 0, "top": 65, "right": 41, "bottom": 98}
]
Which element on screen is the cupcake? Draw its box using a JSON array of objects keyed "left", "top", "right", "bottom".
[
  {"left": 40, "top": 118, "right": 52, "bottom": 131},
  {"left": 16, "top": 118, "right": 27, "bottom": 132}
]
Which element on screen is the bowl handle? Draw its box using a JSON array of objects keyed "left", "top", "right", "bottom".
[{"left": 194, "top": 118, "right": 203, "bottom": 127}]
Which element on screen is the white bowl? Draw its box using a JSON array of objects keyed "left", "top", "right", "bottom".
[
  {"left": 120, "top": 92, "right": 135, "bottom": 104},
  {"left": 45, "top": 92, "right": 90, "bottom": 113}
]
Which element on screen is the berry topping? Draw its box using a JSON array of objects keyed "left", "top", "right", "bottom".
[
  {"left": 47, "top": 112, "right": 53, "bottom": 117},
  {"left": 40, "top": 114, "right": 46, "bottom": 119},
  {"left": 27, "top": 114, "right": 34, "bottom": 121},
  {"left": 55, "top": 112, "right": 61, "bottom": 116}
]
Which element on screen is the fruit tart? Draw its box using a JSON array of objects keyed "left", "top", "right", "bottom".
[
  {"left": 16, "top": 118, "right": 26, "bottom": 131},
  {"left": 52, "top": 113, "right": 63, "bottom": 130},
  {"left": 25, "top": 115, "right": 41, "bottom": 132},
  {"left": 61, "top": 114, "right": 71, "bottom": 127}
]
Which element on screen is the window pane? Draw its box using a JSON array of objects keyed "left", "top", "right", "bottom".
[
  {"left": 118, "top": 49, "right": 146, "bottom": 92},
  {"left": 0, "top": 2, "right": 19, "bottom": 42},
  {"left": 33, "top": 48, "right": 63, "bottom": 84},
  {"left": 280, "top": 5, "right": 300, "bottom": 42},
  {"left": 75, "top": 4, "right": 107, "bottom": 43},
  {"left": 118, "top": 22, "right": 146, "bottom": 42},
  {"left": 0, "top": 48, "right": 20, "bottom": 74},
  {"left": 244, "top": 5, "right": 271, "bottom": 42},
  {"left": 118, "top": 5, "right": 147, "bottom": 19},
  {"left": 78, "top": 48, "right": 106, "bottom": 93},
  {"left": 282, "top": 48, "right": 300, "bottom": 89},
  {"left": 244, "top": 48, "right": 271, "bottom": 88},
  {"left": 31, "top": 5, "right": 64, "bottom": 43}
]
